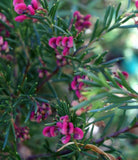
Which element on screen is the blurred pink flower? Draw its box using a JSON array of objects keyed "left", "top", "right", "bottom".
[
  {"left": 73, "top": 127, "right": 84, "bottom": 140},
  {"left": 61, "top": 134, "right": 71, "bottom": 144},
  {"left": 31, "top": 0, "right": 38, "bottom": 10},
  {"left": 15, "top": 15, "right": 28, "bottom": 22},
  {"left": 14, "top": 3, "right": 27, "bottom": 14},
  {"left": 135, "top": 0, "right": 138, "bottom": 9},
  {"left": 27, "top": 5, "right": 35, "bottom": 15},
  {"left": 13, "top": 0, "right": 24, "bottom": 7},
  {"left": 49, "top": 37, "right": 57, "bottom": 49}
]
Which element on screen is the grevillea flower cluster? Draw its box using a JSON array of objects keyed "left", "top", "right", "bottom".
[
  {"left": 0, "top": 36, "right": 13, "bottom": 61},
  {"left": 30, "top": 103, "right": 52, "bottom": 123},
  {"left": 72, "top": 97, "right": 92, "bottom": 116},
  {"left": 38, "top": 68, "right": 50, "bottom": 78},
  {"left": 71, "top": 75, "right": 88, "bottom": 98},
  {"left": 0, "top": 13, "right": 13, "bottom": 37},
  {"left": 113, "top": 71, "right": 129, "bottom": 88},
  {"left": 49, "top": 36, "right": 73, "bottom": 66},
  {"left": 13, "top": 0, "right": 45, "bottom": 22},
  {"left": 43, "top": 115, "right": 84, "bottom": 144},
  {"left": 14, "top": 125, "right": 30, "bottom": 141},
  {"left": 73, "top": 11, "right": 92, "bottom": 32}
]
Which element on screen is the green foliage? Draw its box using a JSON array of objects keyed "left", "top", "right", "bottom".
[{"left": 0, "top": 0, "right": 138, "bottom": 159}]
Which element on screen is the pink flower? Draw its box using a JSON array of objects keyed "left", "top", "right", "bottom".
[
  {"left": 73, "top": 127, "right": 84, "bottom": 140},
  {"left": 60, "top": 122, "right": 68, "bottom": 134},
  {"left": 84, "top": 14, "right": 91, "bottom": 21},
  {"left": 0, "top": 36, "right": 3, "bottom": 45},
  {"left": 62, "top": 37, "right": 73, "bottom": 48},
  {"left": 31, "top": 0, "right": 38, "bottom": 10},
  {"left": 61, "top": 134, "right": 71, "bottom": 144},
  {"left": 15, "top": 15, "right": 28, "bottom": 22},
  {"left": 68, "top": 122, "right": 74, "bottom": 134},
  {"left": 13, "top": 0, "right": 24, "bottom": 7},
  {"left": 43, "top": 126, "right": 58, "bottom": 137},
  {"left": 83, "top": 21, "right": 92, "bottom": 28},
  {"left": 60, "top": 115, "right": 69, "bottom": 122},
  {"left": 73, "top": 11, "right": 92, "bottom": 32},
  {"left": 56, "top": 36, "right": 62, "bottom": 46},
  {"left": 2, "top": 41, "right": 8, "bottom": 51},
  {"left": 27, "top": 5, "right": 35, "bottom": 15},
  {"left": 50, "top": 126, "right": 58, "bottom": 137},
  {"left": 76, "top": 90, "right": 82, "bottom": 98},
  {"left": 14, "top": 3, "right": 27, "bottom": 14},
  {"left": 122, "top": 71, "right": 129, "bottom": 79},
  {"left": 43, "top": 126, "right": 52, "bottom": 137},
  {"left": 135, "top": 1, "right": 138, "bottom": 9},
  {"left": 73, "top": 11, "right": 81, "bottom": 20},
  {"left": 62, "top": 47, "right": 69, "bottom": 56},
  {"left": 49, "top": 37, "right": 57, "bottom": 49}
]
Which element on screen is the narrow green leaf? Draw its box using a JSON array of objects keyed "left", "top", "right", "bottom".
[
  {"left": 115, "top": 2, "right": 121, "bottom": 21},
  {"left": 2, "top": 124, "right": 11, "bottom": 150},
  {"left": 103, "top": 6, "right": 111, "bottom": 27},
  {"left": 118, "top": 72, "right": 138, "bottom": 94},
  {"left": 106, "top": 7, "right": 114, "bottom": 28},
  {"left": 72, "top": 93, "right": 109, "bottom": 110},
  {"left": 90, "top": 19, "right": 99, "bottom": 42},
  {"left": 48, "top": 1, "right": 59, "bottom": 22},
  {"left": 81, "top": 151, "right": 98, "bottom": 158},
  {"left": 119, "top": 105, "right": 138, "bottom": 110},
  {"left": 119, "top": 24, "right": 138, "bottom": 28}
]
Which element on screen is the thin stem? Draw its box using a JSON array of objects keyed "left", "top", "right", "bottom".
[
  {"left": 36, "top": 67, "right": 59, "bottom": 92},
  {"left": 93, "top": 122, "right": 138, "bottom": 144}
]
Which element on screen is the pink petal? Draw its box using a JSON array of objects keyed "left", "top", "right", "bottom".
[
  {"left": 67, "top": 37, "right": 73, "bottom": 48},
  {"left": 60, "top": 115, "right": 69, "bottom": 122},
  {"left": 49, "top": 37, "right": 57, "bottom": 49},
  {"left": 31, "top": 0, "right": 38, "bottom": 10},
  {"left": 15, "top": 15, "right": 28, "bottom": 22},
  {"left": 14, "top": 3, "right": 27, "bottom": 14},
  {"left": 13, "top": 0, "right": 24, "bottom": 6},
  {"left": 83, "top": 21, "right": 92, "bottom": 28},
  {"left": 135, "top": 1, "right": 138, "bottom": 9},
  {"left": 62, "top": 47, "right": 69, "bottom": 56},
  {"left": 73, "top": 11, "right": 81, "bottom": 20},
  {"left": 68, "top": 122, "right": 74, "bottom": 134},
  {"left": 42, "top": 126, "right": 51, "bottom": 137},
  {"left": 73, "top": 127, "right": 84, "bottom": 140},
  {"left": 2, "top": 41, "right": 8, "bottom": 51},
  {"left": 61, "top": 134, "right": 71, "bottom": 144},
  {"left": 50, "top": 126, "right": 58, "bottom": 137},
  {"left": 71, "top": 80, "right": 77, "bottom": 90},
  {"left": 0, "top": 36, "right": 3, "bottom": 45},
  {"left": 76, "top": 90, "right": 82, "bottom": 98},
  {"left": 122, "top": 71, "right": 129, "bottom": 79},
  {"left": 60, "top": 122, "right": 67, "bottom": 135},
  {"left": 56, "top": 36, "right": 62, "bottom": 46},
  {"left": 62, "top": 37, "right": 68, "bottom": 47},
  {"left": 84, "top": 14, "right": 91, "bottom": 21},
  {"left": 56, "top": 122, "right": 63, "bottom": 128},
  {"left": 27, "top": 5, "right": 35, "bottom": 15}
]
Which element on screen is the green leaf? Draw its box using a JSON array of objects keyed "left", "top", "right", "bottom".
[
  {"left": 72, "top": 92, "right": 109, "bottom": 110},
  {"left": 106, "top": 7, "right": 114, "bottom": 28},
  {"left": 115, "top": 2, "right": 121, "bottom": 21},
  {"left": 35, "top": 97, "right": 49, "bottom": 103},
  {"left": 119, "top": 24, "right": 138, "bottom": 28},
  {"left": 119, "top": 105, "right": 138, "bottom": 110},
  {"left": 81, "top": 151, "right": 98, "bottom": 158},
  {"left": 118, "top": 72, "right": 137, "bottom": 94},
  {"left": 2, "top": 123, "right": 11, "bottom": 150},
  {"left": 90, "top": 19, "right": 99, "bottom": 42},
  {"left": 48, "top": 1, "right": 60, "bottom": 22},
  {"left": 103, "top": 6, "right": 111, "bottom": 27}
]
